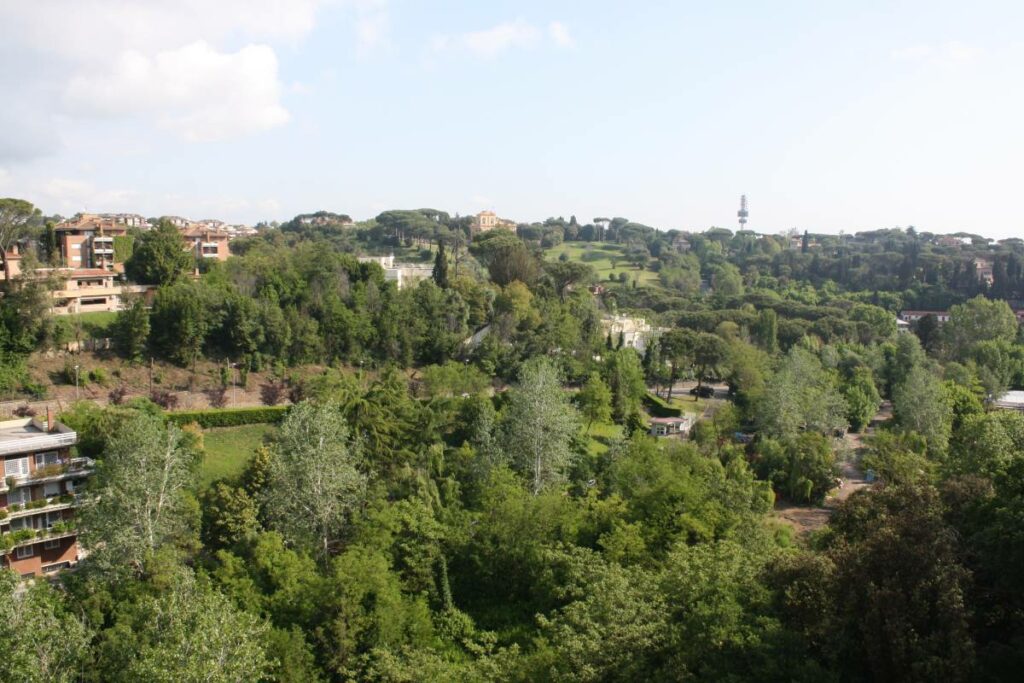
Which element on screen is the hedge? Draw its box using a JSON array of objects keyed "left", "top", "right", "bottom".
[
  {"left": 642, "top": 393, "right": 682, "bottom": 418},
  {"left": 166, "top": 405, "right": 289, "bottom": 428}
]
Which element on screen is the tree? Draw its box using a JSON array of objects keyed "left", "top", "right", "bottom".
[
  {"left": 546, "top": 260, "right": 594, "bottom": 301},
  {"left": 0, "top": 197, "right": 37, "bottom": 284},
  {"left": 944, "top": 295, "right": 1019, "bottom": 356},
  {"left": 752, "top": 308, "right": 779, "bottom": 353},
  {"left": 710, "top": 263, "right": 744, "bottom": 297},
  {"left": 432, "top": 241, "right": 449, "bottom": 288},
  {"left": 893, "top": 365, "right": 953, "bottom": 455},
  {"left": 841, "top": 366, "right": 881, "bottom": 432},
  {"left": 265, "top": 401, "right": 367, "bottom": 559},
  {"left": 498, "top": 358, "right": 580, "bottom": 495},
  {"left": 125, "top": 219, "right": 192, "bottom": 286},
  {"left": 692, "top": 332, "right": 728, "bottom": 394},
  {"left": 96, "top": 570, "right": 271, "bottom": 683},
  {"left": 112, "top": 295, "right": 150, "bottom": 361},
  {"left": 0, "top": 571, "right": 91, "bottom": 683},
  {"left": 758, "top": 347, "right": 848, "bottom": 438},
  {"left": 79, "top": 413, "right": 196, "bottom": 577},
  {"left": 603, "top": 349, "right": 647, "bottom": 421},
  {"left": 149, "top": 281, "right": 210, "bottom": 367},
  {"left": 578, "top": 372, "right": 612, "bottom": 431}
]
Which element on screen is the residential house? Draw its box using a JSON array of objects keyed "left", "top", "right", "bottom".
[
  {"left": 41, "top": 268, "right": 153, "bottom": 315},
  {"left": 648, "top": 416, "right": 693, "bottom": 437},
  {"left": 601, "top": 314, "right": 660, "bottom": 354},
  {"left": 0, "top": 412, "right": 92, "bottom": 578},
  {"left": 974, "top": 257, "right": 995, "bottom": 286},
  {"left": 181, "top": 226, "right": 231, "bottom": 262},
  {"left": 471, "top": 210, "right": 516, "bottom": 234},
  {"left": 357, "top": 254, "right": 433, "bottom": 289},
  {"left": 898, "top": 310, "right": 951, "bottom": 323},
  {"left": 55, "top": 213, "right": 134, "bottom": 270}
]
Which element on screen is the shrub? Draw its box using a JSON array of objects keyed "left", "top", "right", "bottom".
[
  {"left": 108, "top": 386, "right": 129, "bottom": 405},
  {"left": 12, "top": 405, "right": 36, "bottom": 418},
  {"left": 150, "top": 390, "right": 180, "bottom": 410},
  {"left": 260, "top": 382, "right": 286, "bottom": 406},
  {"left": 165, "top": 406, "right": 289, "bottom": 428},
  {"left": 21, "top": 382, "right": 47, "bottom": 400},
  {"left": 206, "top": 386, "right": 229, "bottom": 409},
  {"left": 642, "top": 393, "right": 682, "bottom": 418},
  {"left": 88, "top": 368, "right": 109, "bottom": 386}
]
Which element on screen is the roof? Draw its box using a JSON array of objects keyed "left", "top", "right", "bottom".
[
  {"left": 994, "top": 390, "right": 1024, "bottom": 409},
  {"left": 649, "top": 416, "right": 691, "bottom": 424},
  {"left": 0, "top": 418, "right": 76, "bottom": 457}
]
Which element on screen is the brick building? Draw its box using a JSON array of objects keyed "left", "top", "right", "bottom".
[{"left": 0, "top": 413, "right": 92, "bottom": 578}]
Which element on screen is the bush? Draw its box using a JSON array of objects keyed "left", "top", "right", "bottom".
[
  {"left": 150, "top": 390, "right": 180, "bottom": 410},
  {"left": 642, "top": 393, "right": 682, "bottom": 417},
  {"left": 88, "top": 368, "right": 109, "bottom": 386},
  {"left": 260, "top": 382, "right": 286, "bottom": 406},
  {"left": 108, "top": 386, "right": 129, "bottom": 405},
  {"left": 165, "top": 406, "right": 289, "bottom": 428},
  {"left": 12, "top": 404, "right": 36, "bottom": 418},
  {"left": 206, "top": 386, "right": 229, "bottom": 409},
  {"left": 21, "top": 381, "right": 47, "bottom": 400}
]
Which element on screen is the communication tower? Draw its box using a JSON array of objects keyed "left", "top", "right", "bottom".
[{"left": 737, "top": 195, "right": 748, "bottom": 230}]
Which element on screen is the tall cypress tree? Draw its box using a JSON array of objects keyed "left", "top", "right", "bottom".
[{"left": 432, "top": 241, "right": 449, "bottom": 288}]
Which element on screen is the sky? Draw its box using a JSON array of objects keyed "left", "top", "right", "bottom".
[{"left": 1, "top": 0, "right": 1023, "bottom": 237}]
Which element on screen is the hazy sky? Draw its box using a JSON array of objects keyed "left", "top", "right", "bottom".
[{"left": 1, "top": 1, "right": 1022, "bottom": 237}]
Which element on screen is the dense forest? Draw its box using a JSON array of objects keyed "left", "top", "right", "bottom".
[{"left": 2, "top": 201, "right": 1024, "bottom": 681}]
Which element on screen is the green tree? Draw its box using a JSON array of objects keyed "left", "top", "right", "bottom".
[
  {"left": 752, "top": 308, "right": 779, "bottom": 353},
  {"left": 603, "top": 348, "right": 647, "bottom": 421},
  {"left": 149, "top": 281, "right": 211, "bottom": 368},
  {"left": 498, "top": 358, "right": 580, "bottom": 494},
  {"left": 841, "top": 366, "right": 881, "bottom": 432},
  {"left": 432, "top": 241, "right": 449, "bottom": 288},
  {"left": 79, "top": 413, "right": 196, "bottom": 577},
  {"left": 0, "top": 571, "right": 91, "bottom": 683},
  {"left": 96, "top": 570, "right": 271, "bottom": 683},
  {"left": 112, "top": 295, "right": 150, "bottom": 361},
  {"left": 577, "top": 372, "right": 613, "bottom": 431},
  {"left": 265, "top": 401, "right": 367, "bottom": 559},
  {"left": 758, "top": 347, "right": 848, "bottom": 438},
  {"left": 944, "top": 295, "right": 1018, "bottom": 356},
  {"left": 0, "top": 197, "right": 37, "bottom": 284},
  {"left": 893, "top": 365, "right": 953, "bottom": 455},
  {"left": 125, "top": 219, "right": 193, "bottom": 285}
]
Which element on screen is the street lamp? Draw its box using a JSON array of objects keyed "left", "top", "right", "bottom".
[{"left": 74, "top": 364, "right": 80, "bottom": 400}]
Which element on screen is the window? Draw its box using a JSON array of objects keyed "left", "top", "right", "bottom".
[
  {"left": 45, "top": 512, "right": 61, "bottom": 529},
  {"left": 4, "top": 457, "right": 29, "bottom": 478},
  {"left": 34, "top": 452, "right": 59, "bottom": 468},
  {"left": 43, "top": 482, "right": 61, "bottom": 498},
  {"left": 44, "top": 539, "right": 61, "bottom": 550},
  {"left": 15, "top": 545, "right": 34, "bottom": 559},
  {"left": 42, "top": 562, "right": 70, "bottom": 573},
  {"left": 9, "top": 487, "right": 31, "bottom": 506}
]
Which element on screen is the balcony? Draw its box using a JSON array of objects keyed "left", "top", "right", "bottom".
[
  {"left": 1, "top": 494, "right": 82, "bottom": 522},
  {"left": 0, "top": 523, "right": 78, "bottom": 556}
]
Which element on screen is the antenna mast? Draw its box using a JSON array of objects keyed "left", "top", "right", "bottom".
[{"left": 737, "top": 195, "right": 748, "bottom": 230}]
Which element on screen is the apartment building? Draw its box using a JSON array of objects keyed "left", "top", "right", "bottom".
[
  {"left": 0, "top": 412, "right": 92, "bottom": 578},
  {"left": 357, "top": 254, "right": 433, "bottom": 289},
  {"left": 55, "top": 213, "right": 134, "bottom": 270},
  {"left": 181, "top": 226, "right": 231, "bottom": 262}
]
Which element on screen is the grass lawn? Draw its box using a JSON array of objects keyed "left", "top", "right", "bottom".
[
  {"left": 584, "top": 421, "right": 624, "bottom": 455},
  {"left": 68, "top": 311, "right": 118, "bottom": 338},
  {"left": 543, "top": 241, "right": 659, "bottom": 287},
  {"left": 198, "top": 424, "right": 276, "bottom": 489}
]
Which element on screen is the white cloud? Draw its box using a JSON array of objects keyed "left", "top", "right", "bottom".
[
  {"left": 432, "top": 19, "right": 573, "bottom": 59},
  {"left": 349, "top": 0, "right": 391, "bottom": 57},
  {"left": 0, "top": 0, "right": 335, "bottom": 153},
  {"left": 548, "top": 21, "right": 574, "bottom": 49},
  {"left": 64, "top": 41, "right": 289, "bottom": 142}
]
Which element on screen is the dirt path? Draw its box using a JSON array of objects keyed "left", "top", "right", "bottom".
[{"left": 772, "top": 403, "right": 890, "bottom": 535}]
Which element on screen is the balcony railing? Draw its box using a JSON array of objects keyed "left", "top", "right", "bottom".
[{"left": 1, "top": 494, "right": 81, "bottom": 522}]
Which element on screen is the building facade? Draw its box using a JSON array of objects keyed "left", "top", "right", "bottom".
[
  {"left": 0, "top": 413, "right": 92, "bottom": 578},
  {"left": 471, "top": 210, "right": 516, "bottom": 234}
]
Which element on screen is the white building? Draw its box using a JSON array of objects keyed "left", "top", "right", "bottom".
[{"left": 601, "top": 314, "right": 660, "bottom": 354}]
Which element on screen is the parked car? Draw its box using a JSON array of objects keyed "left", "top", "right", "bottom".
[{"left": 689, "top": 385, "right": 714, "bottom": 398}]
